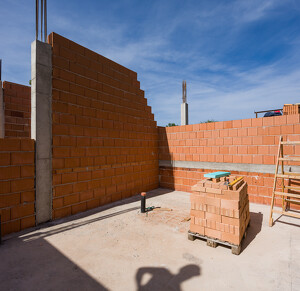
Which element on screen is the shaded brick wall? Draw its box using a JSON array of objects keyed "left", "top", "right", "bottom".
[
  {"left": 3, "top": 82, "right": 31, "bottom": 138},
  {"left": 159, "top": 115, "right": 300, "bottom": 208},
  {"left": 0, "top": 139, "right": 35, "bottom": 235},
  {"left": 48, "top": 33, "right": 158, "bottom": 219}
]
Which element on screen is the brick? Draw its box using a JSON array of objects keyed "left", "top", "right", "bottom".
[
  {"left": 21, "top": 139, "right": 34, "bottom": 151},
  {"left": 205, "top": 228, "right": 221, "bottom": 240},
  {"left": 205, "top": 196, "right": 221, "bottom": 207},
  {"left": 0, "top": 139, "right": 21, "bottom": 151},
  {"left": 205, "top": 212, "right": 221, "bottom": 222},
  {"left": 0, "top": 153, "right": 10, "bottom": 166},
  {"left": 2, "top": 220, "right": 20, "bottom": 236},
  {"left": 61, "top": 172, "right": 77, "bottom": 184},
  {"left": 221, "top": 199, "right": 240, "bottom": 210},
  {"left": 190, "top": 209, "right": 205, "bottom": 218},
  {"left": 221, "top": 232, "right": 240, "bottom": 245},
  {"left": 0, "top": 193, "right": 20, "bottom": 207},
  {"left": 11, "top": 204, "right": 35, "bottom": 219},
  {"left": 0, "top": 208, "right": 11, "bottom": 222},
  {"left": 21, "top": 191, "right": 35, "bottom": 203},
  {"left": 190, "top": 223, "right": 204, "bottom": 235},
  {"left": 54, "top": 184, "right": 73, "bottom": 197},
  {"left": 71, "top": 202, "right": 87, "bottom": 215},
  {"left": 0, "top": 166, "right": 20, "bottom": 180},
  {"left": 21, "top": 216, "right": 35, "bottom": 230},
  {"left": 63, "top": 193, "right": 79, "bottom": 206},
  {"left": 21, "top": 165, "right": 34, "bottom": 177},
  {"left": 222, "top": 216, "right": 240, "bottom": 226},
  {"left": 0, "top": 181, "right": 10, "bottom": 194},
  {"left": 53, "top": 206, "right": 72, "bottom": 219},
  {"left": 11, "top": 178, "right": 34, "bottom": 192}
]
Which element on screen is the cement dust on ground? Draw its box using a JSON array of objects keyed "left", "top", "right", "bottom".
[{"left": 0, "top": 188, "right": 299, "bottom": 291}]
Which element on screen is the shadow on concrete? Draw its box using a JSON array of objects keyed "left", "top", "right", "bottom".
[
  {"left": 242, "top": 211, "right": 263, "bottom": 251},
  {"left": 3, "top": 188, "right": 175, "bottom": 243},
  {"left": 135, "top": 264, "right": 200, "bottom": 291},
  {"left": 0, "top": 237, "right": 109, "bottom": 290}
]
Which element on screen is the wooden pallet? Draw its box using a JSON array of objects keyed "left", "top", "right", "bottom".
[{"left": 187, "top": 221, "right": 250, "bottom": 255}]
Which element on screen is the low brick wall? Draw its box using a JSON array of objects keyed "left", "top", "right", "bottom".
[
  {"left": 159, "top": 115, "right": 300, "bottom": 209},
  {"left": 0, "top": 138, "right": 35, "bottom": 235}
]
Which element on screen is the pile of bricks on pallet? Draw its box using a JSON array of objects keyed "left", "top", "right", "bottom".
[{"left": 190, "top": 176, "right": 250, "bottom": 245}]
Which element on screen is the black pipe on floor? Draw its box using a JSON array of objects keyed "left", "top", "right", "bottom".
[{"left": 141, "top": 192, "right": 146, "bottom": 213}]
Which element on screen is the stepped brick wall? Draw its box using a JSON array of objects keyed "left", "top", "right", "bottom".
[
  {"left": 2, "top": 82, "right": 31, "bottom": 138},
  {"left": 48, "top": 33, "right": 158, "bottom": 219}
]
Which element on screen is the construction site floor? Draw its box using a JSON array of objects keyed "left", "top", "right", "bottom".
[{"left": 0, "top": 188, "right": 299, "bottom": 291}]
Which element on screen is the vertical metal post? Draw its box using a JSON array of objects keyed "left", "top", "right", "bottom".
[
  {"left": 36, "top": 0, "right": 39, "bottom": 40},
  {"left": 40, "top": 0, "right": 43, "bottom": 41},
  {"left": 0, "top": 215, "right": 2, "bottom": 245},
  {"left": 44, "top": 0, "right": 47, "bottom": 42},
  {"left": 0, "top": 59, "right": 2, "bottom": 81}
]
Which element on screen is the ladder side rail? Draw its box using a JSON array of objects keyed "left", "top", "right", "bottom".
[{"left": 269, "top": 136, "right": 283, "bottom": 226}]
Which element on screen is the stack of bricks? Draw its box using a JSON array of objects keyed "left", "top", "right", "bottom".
[
  {"left": 283, "top": 104, "right": 300, "bottom": 115},
  {"left": 190, "top": 175, "right": 250, "bottom": 245}
]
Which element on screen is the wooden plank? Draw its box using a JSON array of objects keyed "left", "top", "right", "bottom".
[
  {"left": 281, "top": 141, "right": 300, "bottom": 145},
  {"left": 277, "top": 174, "right": 300, "bottom": 179},
  {"left": 272, "top": 209, "right": 300, "bottom": 219},
  {"left": 279, "top": 157, "right": 300, "bottom": 162},
  {"left": 274, "top": 191, "right": 300, "bottom": 199},
  {"left": 284, "top": 186, "right": 300, "bottom": 191},
  {"left": 204, "top": 171, "right": 231, "bottom": 179}
]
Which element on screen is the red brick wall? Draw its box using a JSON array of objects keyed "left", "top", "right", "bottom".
[
  {"left": 0, "top": 138, "right": 35, "bottom": 236},
  {"left": 48, "top": 33, "right": 158, "bottom": 219},
  {"left": 159, "top": 115, "right": 300, "bottom": 207},
  {"left": 3, "top": 82, "right": 31, "bottom": 138}
]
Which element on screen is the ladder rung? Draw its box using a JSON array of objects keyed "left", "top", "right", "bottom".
[
  {"left": 281, "top": 141, "right": 300, "bottom": 145},
  {"left": 284, "top": 185, "right": 300, "bottom": 191},
  {"left": 277, "top": 174, "right": 300, "bottom": 179},
  {"left": 279, "top": 157, "right": 300, "bottom": 162},
  {"left": 285, "top": 199, "right": 300, "bottom": 205},
  {"left": 274, "top": 191, "right": 300, "bottom": 199},
  {"left": 272, "top": 209, "right": 300, "bottom": 219}
]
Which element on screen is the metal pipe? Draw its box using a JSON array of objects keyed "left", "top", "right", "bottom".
[
  {"left": 141, "top": 192, "right": 146, "bottom": 213},
  {"left": 0, "top": 215, "right": 2, "bottom": 245},
  {"left": 44, "top": 0, "right": 47, "bottom": 42},
  {"left": 36, "top": 0, "right": 39, "bottom": 40},
  {"left": 41, "top": 0, "right": 43, "bottom": 41}
]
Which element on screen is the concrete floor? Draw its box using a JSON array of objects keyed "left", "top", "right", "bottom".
[{"left": 0, "top": 188, "right": 299, "bottom": 291}]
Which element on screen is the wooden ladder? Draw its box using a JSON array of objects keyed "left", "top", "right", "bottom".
[{"left": 269, "top": 136, "right": 300, "bottom": 226}]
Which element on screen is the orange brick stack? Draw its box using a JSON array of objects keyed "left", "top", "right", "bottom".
[{"left": 190, "top": 176, "right": 250, "bottom": 245}]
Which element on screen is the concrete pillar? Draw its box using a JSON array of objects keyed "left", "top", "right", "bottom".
[
  {"left": 31, "top": 40, "right": 52, "bottom": 224},
  {"left": 181, "top": 103, "right": 188, "bottom": 125},
  {"left": 0, "top": 81, "right": 4, "bottom": 138}
]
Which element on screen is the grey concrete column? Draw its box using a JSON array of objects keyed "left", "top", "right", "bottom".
[
  {"left": 31, "top": 40, "right": 52, "bottom": 224},
  {"left": 181, "top": 103, "right": 188, "bottom": 125},
  {"left": 0, "top": 81, "right": 4, "bottom": 138}
]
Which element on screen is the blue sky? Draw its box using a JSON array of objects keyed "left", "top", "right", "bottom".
[{"left": 1, "top": 0, "right": 300, "bottom": 126}]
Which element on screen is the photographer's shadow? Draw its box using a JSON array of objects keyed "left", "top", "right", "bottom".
[{"left": 136, "top": 264, "right": 200, "bottom": 291}]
